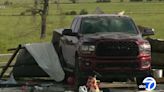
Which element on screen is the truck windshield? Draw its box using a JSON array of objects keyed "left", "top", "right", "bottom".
[{"left": 80, "top": 17, "right": 138, "bottom": 34}]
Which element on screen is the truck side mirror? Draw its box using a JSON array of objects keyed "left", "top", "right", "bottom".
[
  {"left": 137, "top": 25, "right": 155, "bottom": 36},
  {"left": 62, "top": 29, "right": 72, "bottom": 35},
  {"left": 62, "top": 29, "right": 78, "bottom": 36},
  {"left": 142, "top": 28, "right": 155, "bottom": 36}
]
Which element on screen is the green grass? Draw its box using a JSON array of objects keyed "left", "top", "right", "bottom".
[{"left": 0, "top": 1, "right": 164, "bottom": 53}]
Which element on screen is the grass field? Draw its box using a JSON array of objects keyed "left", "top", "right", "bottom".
[{"left": 0, "top": 1, "right": 164, "bottom": 53}]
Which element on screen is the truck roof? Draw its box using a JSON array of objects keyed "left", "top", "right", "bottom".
[{"left": 77, "top": 14, "right": 130, "bottom": 18}]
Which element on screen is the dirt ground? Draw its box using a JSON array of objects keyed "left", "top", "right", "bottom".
[{"left": 0, "top": 83, "right": 164, "bottom": 92}]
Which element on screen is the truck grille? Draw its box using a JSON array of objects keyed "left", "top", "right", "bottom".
[
  {"left": 96, "top": 41, "right": 139, "bottom": 57},
  {"left": 96, "top": 62, "right": 139, "bottom": 69}
]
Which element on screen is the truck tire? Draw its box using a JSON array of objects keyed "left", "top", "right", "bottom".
[
  {"left": 136, "top": 71, "right": 152, "bottom": 90},
  {"left": 74, "top": 55, "right": 85, "bottom": 92},
  {"left": 136, "top": 77, "right": 146, "bottom": 90}
]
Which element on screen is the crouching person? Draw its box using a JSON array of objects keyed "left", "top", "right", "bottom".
[{"left": 79, "top": 76, "right": 100, "bottom": 92}]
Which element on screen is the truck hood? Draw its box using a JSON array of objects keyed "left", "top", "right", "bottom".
[{"left": 81, "top": 32, "right": 142, "bottom": 42}]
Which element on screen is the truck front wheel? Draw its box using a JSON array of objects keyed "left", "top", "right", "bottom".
[
  {"left": 74, "top": 55, "right": 85, "bottom": 92},
  {"left": 136, "top": 71, "right": 153, "bottom": 90},
  {"left": 136, "top": 77, "right": 146, "bottom": 90}
]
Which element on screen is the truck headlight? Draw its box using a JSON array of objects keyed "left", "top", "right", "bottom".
[
  {"left": 137, "top": 40, "right": 151, "bottom": 56},
  {"left": 80, "top": 45, "right": 95, "bottom": 53},
  {"left": 141, "top": 61, "right": 151, "bottom": 69},
  {"left": 137, "top": 40, "right": 151, "bottom": 69}
]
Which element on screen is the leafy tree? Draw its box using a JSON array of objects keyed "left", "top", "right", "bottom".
[
  {"left": 96, "top": 0, "right": 111, "bottom": 2},
  {"left": 69, "top": 0, "right": 77, "bottom": 3},
  {"left": 31, "top": 0, "right": 49, "bottom": 38}
]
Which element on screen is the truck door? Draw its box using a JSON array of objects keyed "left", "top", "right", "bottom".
[
  {"left": 61, "top": 17, "right": 81, "bottom": 68},
  {"left": 147, "top": 38, "right": 164, "bottom": 68}
]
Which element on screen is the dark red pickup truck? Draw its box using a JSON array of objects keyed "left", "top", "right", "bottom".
[{"left": 55, "top": 14, "right": 155, "bottom": 89}]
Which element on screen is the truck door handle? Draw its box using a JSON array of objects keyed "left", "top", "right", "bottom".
[
  {"left": 65, "top": 40, "right": 74, "bottom": 45},
  {"left": 68, "top": 40, "right": 73, "bottom": 43}
]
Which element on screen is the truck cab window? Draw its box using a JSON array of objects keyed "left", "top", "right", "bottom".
[{"left": 80, "top": 17, "right": 138, "bottom": 34}]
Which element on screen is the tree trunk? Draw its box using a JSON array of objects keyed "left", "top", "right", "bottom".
[
  {"left": 40, "top": 0, "right": 49, "bottom": 39},
  {"left": 41, "top": 14, "right": 46, "bottom": 38}
]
